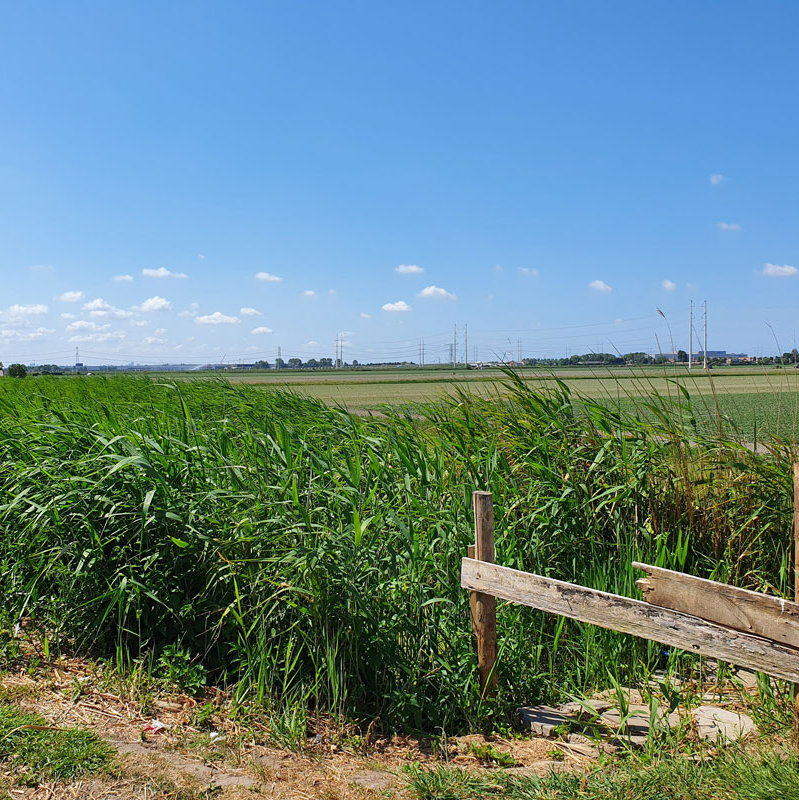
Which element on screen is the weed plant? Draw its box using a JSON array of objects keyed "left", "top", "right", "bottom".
[{"left": 0, "top": 373, "right": 795, "bottom": 734}]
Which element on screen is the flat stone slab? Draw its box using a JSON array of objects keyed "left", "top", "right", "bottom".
[
  {"left": 518, "top": 705, "right": 571, "bottom": 738},
  {"left": 558, "top": 700, "right": 612, "bottom": 719},
  {"left": 692, "top": 706, "right": 756, "bottom": 742}
]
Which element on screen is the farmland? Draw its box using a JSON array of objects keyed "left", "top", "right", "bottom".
[
  {"left": 0, "top": 372, "right": 796, "bottom": 739},
  {"left": 222, "top": 365, "right": 799, "bottom": 440}
]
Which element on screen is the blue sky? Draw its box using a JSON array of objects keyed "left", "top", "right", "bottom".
[{"left": 1, "top": 1, "right": 798, "bottom": 365}]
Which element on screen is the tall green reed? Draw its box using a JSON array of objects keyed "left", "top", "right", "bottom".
[{"left": 0, "top": 373, "right": 793, "bottom": 733}]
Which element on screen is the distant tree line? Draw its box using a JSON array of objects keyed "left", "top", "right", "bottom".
[{"left": 523, "top": 352, "right": 668, "bottom": 367}]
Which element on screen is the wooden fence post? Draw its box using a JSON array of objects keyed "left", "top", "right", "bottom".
[
  {"left": 793, "top": 463, "right": 799, "bottom": 744},
  {"left": 471, "top": 491, "right": 497, "bottom": 694}
]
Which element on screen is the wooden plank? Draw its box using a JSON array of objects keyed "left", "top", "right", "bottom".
[
  {"left": 461, "top": 558, "right": 799, "bottom": 683},
  {"left": 632, "top": 561, "right": 799, "bottom": 648},
  {"left": 472, "top": 492, "right": 497, "bottom": 694}
]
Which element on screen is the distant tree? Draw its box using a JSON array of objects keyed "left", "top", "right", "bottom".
[
  {"left": 319, "top": 358, "right": 333, "bottom": 368},
  {"left": 676, "top": 350, "right": 688, "bottom": 363},
  {"left": 274, "top": 358, "right": 285, "bottom": 369},
  {"left": 8, "top": 363, "right": 27, "bottom": 378},
  {"left": 352, "top": 359, "right": 359, "bottom": 367},
  {"left": 287, "top": 358, "right": 302, "bottom": 368},
  {"left": 254, "top": 360, "right": 270, "bottom": 369},
  {"left": 305, "top": 358, "right": 318, "bottom": 369}
]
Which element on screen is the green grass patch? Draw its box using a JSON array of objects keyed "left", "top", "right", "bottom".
[
  {"left": 404, "top": 745, "right": 799, "bottom": 800},
  {"left": 0, "top": 702, "right": 114, "bottom": 782}
]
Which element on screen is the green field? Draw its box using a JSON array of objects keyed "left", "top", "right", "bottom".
[
  {"left": 0, "top": 373, "right": 795, "bottom": 737},
  {"left": 220, "top": 365, "right": 799, "bottom": 440}
]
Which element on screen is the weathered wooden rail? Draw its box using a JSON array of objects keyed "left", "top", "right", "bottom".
[{"left": 462, "top": 474, "right": 799, "bottom": 734}]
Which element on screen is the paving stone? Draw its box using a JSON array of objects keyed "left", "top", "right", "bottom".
[
  {"left": 350, "top": 770, "right": 396, "bottom": 791},
  {"left": 593, "top": 687, "right": 644, "bottom": 705},
  {"left": 558, "top": 700, "right": 612, "bottom": 719},
  {"left": 518, "top": 705, "right": 571, "bottom": 738},
  {"left": 733, "top": 669, "right": 759, "bottom": 689},
  {"left": 692, "top": 705, "right": 756, "bottom": 742}
]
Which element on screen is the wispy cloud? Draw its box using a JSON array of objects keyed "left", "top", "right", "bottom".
[
  {"left": 493, "top": 264, "right": 504, "bottom": 273},
  {"left": 251, "top": 326, "right": 273, "bottom": 334},
  {"left": 518, "top": 267, "right": 539, "bottom": 277},
  {"left": 661, "top": 279, "right": 676, "bottom": 292},
  {"left": 68, "top": 330, "right": 126, "bottom": 344},
  {"left": 718, "top": 222, "right": 741, "bottom": 231},
  {"left": 195, "top": 311, "right": 240, "bottom": 325},
  {"left": 761, "top": 263, "right": 797, "bottom": 278},
  {"left": 417, "top": 285, "right": 457, "bottom": 301},
  {"left": 360, "top": 312, "right": 372, "bottom": 319},
  {"left": 0, "top": 326, "right": 54, "bottom": 342},
  {"left": 709, "top": 173, "right": 724, "bottom": 185},
  {"left": 255, "top": 271, "right": 282, "bottom": 282},
  {"left": 382, "top": 300, "right": 412, "bottom": 312},
  {"left": 239, "top": 307, "right": 261, "bottom": 316},
  {"left": 142, "top": 267, "right": 188, "bottom": 279},
  {"left": 58, "top": 290, "right": 84, "bottom": 303},
  {"left": 589, "top": 280, "right": 612, "bottom": 293},
  {"left": 7, "top": 304, "right": 48, "bottom": 316},
  {"left": 303, "top": 290, "right": 316, "bottom": 297},
  {"left": 198, "top": 254, "right": 206, "bottom": 260},
  {"left": 29, "top": 265, "right": 55, "bottom": 273},
  {"left": 395, "top": 264, "right": 423, "bottom": 275},
  {"left": 138, "top": 296, "right": 172, "bottom": 312},
  {"left": 113, "top": 274, "right": 134, "bottom": 282}
]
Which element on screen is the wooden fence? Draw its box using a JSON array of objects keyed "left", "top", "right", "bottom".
[{"left": 462, "top": 475, "right": 799, "bottom": 733}]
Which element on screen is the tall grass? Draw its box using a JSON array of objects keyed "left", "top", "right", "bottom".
[{"left": 0, "top": 373, "right": 794, "bottom": 733}]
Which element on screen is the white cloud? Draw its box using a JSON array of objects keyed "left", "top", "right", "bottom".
[
  {"left": 130, "top": 320, "right": 148, "bottom": 327},
  {"left": 82, "top": 297, "right": 135, "bottom": 319},
  {"left": 7, "top": 304, "right": 48, "bottom": 316},
  {"left": 718, "top": 222, "right": 741, "bottom": 231},
  {"left": 142, "top": 267, "right": 188, "bottom": 279},
  {"left": 83, "top": 297, "right": 112, "bottom": 311},
  {"left": 68, "top": 331, "right": 126, "bottom": 343},
  {"left": 144, "top": 335, "right": 168, "bottom": 345},
  {"left": 360, "top": 312, "right": 372, "bottom": 319},
  {"left": 58, "top": 290, "right": 84, "bottom": 303},
  {"left": 198, "top": 254, "right": 206, "bottom": 260},
  {"left": 417, "top": 285, "right": 457, "bottom": 301},
  {"left": 0, "top": 326, "right": 54, "bottom": 342},
  {"left": 661, "top": 279, "right": 677, "bottom": 292},
  {"left": 195, "top": 311, "right": 240, "bottom": 325},
  {"left": 61, "top": 312, "right": 76, "bottom": 319},
  {"left": 251, "top": 326, "right": 273, "bottom": 334},
  {"left": 138, "top": 296, "right": 172, "bottom": 312},
  {"left": 113, "top": 274, "right": 134, "bottom": 282},
  {"left": 519, "top": 268, "right": 539, "bottom": 277},
  {"left": 328, "top": 288, "right": 337, "bottom": 296},
  {"left": 303, "top": 290, "right": 316, "bottom": 297},
  {"left": 30, "top": 264, "right": 55, "bottom": 273},
  {"left": 305, "top": 340, "right": 319, "bottom": 347},
  {"left": 395, "top": 264, "right": 423, "bottom": 274},
  {"left": 493, "top": 264, "right": 504, "bottom": 273},
  {"left": 66, "top": 320, "right": 110, "bottom": 332},
  {"left": 382, "top": 300, "right": 412, "bottom": 312},
  {"left": 761, "top": 263, "right": 798, "bottom": 278},
  {"left": 709, "top": 174, "right": 724, "bottom": 185},
  {"left": 255, "top": 271, "right": 282, "bottom": 282},
  {"left": 240, "top": 307, "right": 261, "bottom": 316},
  {"left": 589, "top": 280, "right": 613, "bottom": 293}
]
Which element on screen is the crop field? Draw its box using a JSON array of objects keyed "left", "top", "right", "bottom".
[
  {"left": 1, "top": 372, "right": 796, "bottom": 738},
  {"left": 220, "top": 366, "right": 799, "bottom": 440}
]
